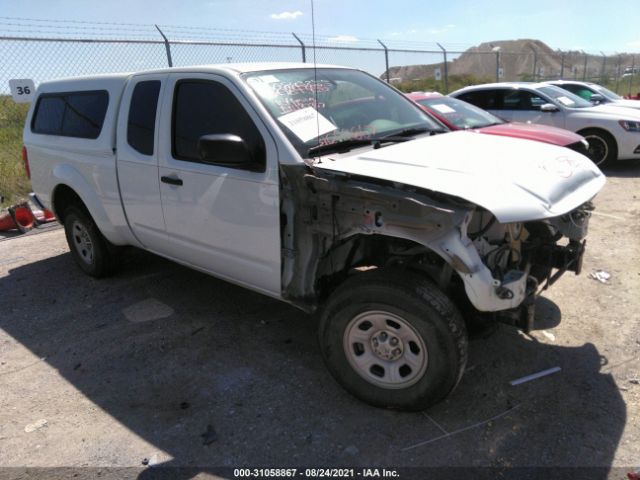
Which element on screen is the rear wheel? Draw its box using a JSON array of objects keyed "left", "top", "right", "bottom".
[
  {"left": 579, "top": 128, "right": 617, "bottom": 167},
  {"left": 63, "top": 206, "right": 118, "bottom": 277},
  {"left": 319, "top": 269, "right": 468, "bottom": 410}
]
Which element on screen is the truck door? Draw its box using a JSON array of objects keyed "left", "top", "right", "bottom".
[
  {"left": 156, "top": 73, "right": 281, "bottom": 298},
  {"left": 116, "top": 74, "right": 168, "bottom": 251}
]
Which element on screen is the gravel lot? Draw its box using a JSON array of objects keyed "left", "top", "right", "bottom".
[{"left": 0, "top": 162, "right": 638, "bottom": 479}]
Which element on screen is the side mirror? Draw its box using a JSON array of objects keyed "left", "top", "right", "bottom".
[
  {"left": 540, "top": 103, "right": 559, "bottom": 112},
  {"left": 197, "top": 134, "right": 255, "bottom": 169},
  {"left": 589, "top": 93, "right": 605, "bottom": 105}
]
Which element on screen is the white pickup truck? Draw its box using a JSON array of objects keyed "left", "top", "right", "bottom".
[{"left": 23, "top": 63, "right": 605, "bottom": 410}]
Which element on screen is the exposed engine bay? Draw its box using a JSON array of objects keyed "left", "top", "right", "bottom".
[{"left": 280, "top": 164, "right": 593, "bottom": 331}]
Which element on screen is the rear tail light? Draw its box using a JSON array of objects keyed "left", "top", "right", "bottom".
[{"left": 22, "top": 146, "right": 30, "bottom": 179}]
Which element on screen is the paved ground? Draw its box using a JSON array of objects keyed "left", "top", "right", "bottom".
[{"left": 0, "top": 162, "right": 639, "bottom": 479}]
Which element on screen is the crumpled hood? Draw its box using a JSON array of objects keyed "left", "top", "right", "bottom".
[{"left": 315, "top": 131, "right": 606, "bottom": 223}]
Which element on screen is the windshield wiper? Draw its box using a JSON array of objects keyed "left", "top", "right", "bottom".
[
  {"left": 307, "top": 136, "right": 409, "bottom": 157},
  {"left": 383, "top": 127, "right": 433, "bottom": 138},
  {"left": 307, "top": 127, "right": 441, "bottom": 157}
]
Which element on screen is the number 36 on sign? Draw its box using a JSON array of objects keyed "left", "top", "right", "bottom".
[{"left": 9, "top": 79, "right": 36, "bottom": 103}]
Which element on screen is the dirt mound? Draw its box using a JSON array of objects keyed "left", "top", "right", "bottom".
[{"left": 385, "top": 39, "right": 633, "bottom": 83}]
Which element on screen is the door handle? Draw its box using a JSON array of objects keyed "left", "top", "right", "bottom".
[{"left": 161, "top": 175, "right": 183, "bottom": 186}]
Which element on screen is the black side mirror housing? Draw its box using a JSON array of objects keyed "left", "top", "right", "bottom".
[
  {"left": 590, "top": 93, "right": 605, "bottom": 105},
  {"left": 197, "top": 134, "right": 260, "bottom": 170}
]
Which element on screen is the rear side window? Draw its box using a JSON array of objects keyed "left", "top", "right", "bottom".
[
  {"left": 172, "top": 80, "right": 265, "bottom": 168},
  {"left": 457, "top": 90, "right": 499, "bottom": 110},
  {"left": 32, "top": 90, "right": 109, "bottom": 139},
  {"left": 127, "top": 81, "right": 161, "bottom": 155}
]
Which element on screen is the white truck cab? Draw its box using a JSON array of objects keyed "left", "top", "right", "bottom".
[{"left": 24, "top": 63, "right": 605, "bottom": 410}]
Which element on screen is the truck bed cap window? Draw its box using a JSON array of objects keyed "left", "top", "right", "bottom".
[{"left": 32, "top": 90, "right": 109, "bottom": 139}]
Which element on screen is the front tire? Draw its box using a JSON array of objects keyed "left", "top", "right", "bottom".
[
  {"left": 319, "top": 269, "right": 468, "bottom": 410},
  {"left": 63, "top": 206, "right": 118, "bottom": 278},
  {"left": 580, "top": 128, "right": 617, "bottom": 167}
]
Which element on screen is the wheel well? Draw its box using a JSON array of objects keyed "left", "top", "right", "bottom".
[
  {"left": 577, "top": 127, "right": 617, "bottom": 149},
  {"left": 315, "top": 234, "right": 451, "bottom": 303},
  {"left": 52, "top": 185, "right": 88, "bottom": 223}
]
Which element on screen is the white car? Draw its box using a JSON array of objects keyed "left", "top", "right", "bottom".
[
  {"left": 544, "top": 80, "right": 640, "bottom": 110},
  {"left": 451, "top": 82, "right": 640, "bottom": 166}
]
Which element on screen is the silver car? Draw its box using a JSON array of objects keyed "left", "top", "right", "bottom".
[
  {"left": 543, "top": 80, "right": 640, "bottom": 110},
  {"left": 451, "top": 82, "right": 640, "bottom": 166}
]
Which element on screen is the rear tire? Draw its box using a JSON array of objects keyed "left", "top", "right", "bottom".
[
  {"left": 319, "top": 269, "right": 468, "bottom": 410},
  {"left": 63, "top": 206, "right": 118, "bottom": 278},
  {"left": 579, "top": 128, "right": 617, "bottom": 167}
]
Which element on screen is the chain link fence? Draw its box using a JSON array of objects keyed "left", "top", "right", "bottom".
[{"left": 1, "top": 19, "right": 639, "bottom": 206}]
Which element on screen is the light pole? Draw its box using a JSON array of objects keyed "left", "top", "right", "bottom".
[
  {"left": 529, "top": 45, "right": 537, "bottom": 81},
  {"left": 492, "top": 46, "right": 501, "bottom": 82}
]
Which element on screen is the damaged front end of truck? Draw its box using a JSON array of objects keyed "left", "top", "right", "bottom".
[{"left": 279, "top": 132, "right": 605, "bottom": 332}]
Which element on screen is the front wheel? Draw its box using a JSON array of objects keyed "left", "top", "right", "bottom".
[
  {"left": 579, "top": 128, "right": 617, "bottom": 167},
  {"left": 319, "top": 269, "right": 468, "bottom": 410}
]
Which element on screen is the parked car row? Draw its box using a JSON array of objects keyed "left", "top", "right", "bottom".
[
  {"left": 405, "top": 91, "right": 589, "bottom": 155},
  {"left": 404, "top": 80, "right": 640, "bottom": 167}
]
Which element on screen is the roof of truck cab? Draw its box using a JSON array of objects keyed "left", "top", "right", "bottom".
[
  {"left": 37, "top": 72, "right": 132, "bottom": 91},
  {"left": 162, "top": 62, "right": 345, "bottom": 73},
  {"left": 37, "top": 63, "right": 351, "bottom": 89}
]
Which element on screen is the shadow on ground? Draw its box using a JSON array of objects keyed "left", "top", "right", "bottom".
[
  {"left": 0, "top": 250, "right": 626, "bottom": 478},
  {"left": 601, "top": 158, "right": 640, "bottom": 178}
]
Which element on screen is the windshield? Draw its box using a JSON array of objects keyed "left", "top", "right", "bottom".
[
  {"left": 538, "top": 86, "right": 592, "bottom": 108},
  {"left": 417, "top": 96, "right": 503, "bottom": 129},
  {"left": 243, "top": 68, "right": 443, "bottom": 158},
  {"left": 593, "top": 84, "right": 622, "bottom": 100}
]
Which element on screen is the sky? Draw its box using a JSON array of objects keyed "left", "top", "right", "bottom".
[{"left": 1, "top": 0, "right": 640, "bottom": 54}]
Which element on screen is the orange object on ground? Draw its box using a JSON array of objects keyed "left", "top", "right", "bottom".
[
  {"left": 11, "top": 206, "right": 36, "bottom": 232},
  {"left": 0, "top": 211, "right": 16, "bottom": 231}
]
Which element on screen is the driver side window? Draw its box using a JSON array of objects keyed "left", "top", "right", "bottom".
[
  {"left": 172, "top": 80, "right": 265, "bottom": 170},
  {"left": 563, "top": 85, "right": 593, "bottom": 101}
]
